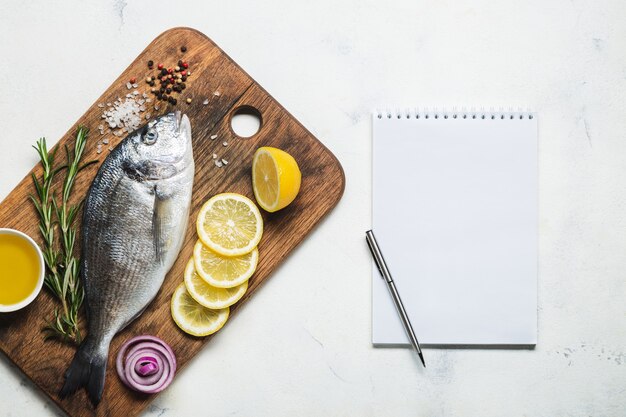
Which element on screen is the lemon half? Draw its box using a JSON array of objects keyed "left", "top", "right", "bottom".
[{"left": 252, "top": 147, "right": 301, "bottom": 212}]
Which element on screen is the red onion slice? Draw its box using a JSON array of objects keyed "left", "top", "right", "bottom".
[{"left": 116, "top": 335, "right": 176, "bottom": 394}]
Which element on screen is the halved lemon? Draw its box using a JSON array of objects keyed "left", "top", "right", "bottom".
[
  {"left": 193, "top": 240, "right": 258, "bottom": 288},
  {"left": 252, "top": 147, "right": 301, "bottom": 212},
  {"left": 184, "top": 258, "right": 248, "bottom": 309},
  {"left": 196, "top": 193, "right": 263, "bottom": 257},
  {"left": 171, "top": 283, "right": 229, "bottom": 337}
]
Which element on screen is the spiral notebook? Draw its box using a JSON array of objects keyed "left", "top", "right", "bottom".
[{"left": 372, "top": 108, "right": 537, "bottom": 346}]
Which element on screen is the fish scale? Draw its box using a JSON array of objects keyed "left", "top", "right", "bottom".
[{"left": 59, "top": 112, "right": 194, "bottom": 406}]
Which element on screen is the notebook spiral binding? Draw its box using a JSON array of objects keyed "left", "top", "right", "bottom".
[{"left": 375, "top": 107, "right": 534, "bottom": 120}]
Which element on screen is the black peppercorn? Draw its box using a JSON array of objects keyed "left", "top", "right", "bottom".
[
  {"left": 148, "top": 60, "right": 154, "bottom": 68},
  {"left": 181, "top": 46, "right": 187, "bottom": 52}
]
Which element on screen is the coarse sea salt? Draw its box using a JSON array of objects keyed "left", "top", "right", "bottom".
[{"left": 100, "top": 96, "right": 147, "bottom": 136}]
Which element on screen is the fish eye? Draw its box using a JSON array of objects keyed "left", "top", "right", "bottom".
[{"left": 144, "top": 129, "right": 158, "bottom": 145}]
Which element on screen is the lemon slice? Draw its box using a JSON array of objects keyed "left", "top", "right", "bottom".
[
  {"left": 252, "top": 147, "right": 301, "bottom": 212},
  {"left": 171, "top": 283, "right": 229, "bottom": 337},
  {"left": 196, "top": 193, "right": 263, "bottom": 257},
  {"left": 184, "top": 258, "right": 248, "bottom": 309},
  {"left": 193, "top": 240, "right": 258, "bottom": 288}
]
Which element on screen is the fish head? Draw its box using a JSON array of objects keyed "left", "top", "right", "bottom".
[{"left": 123, "top": 111, "right": 193, "bottom": 181}]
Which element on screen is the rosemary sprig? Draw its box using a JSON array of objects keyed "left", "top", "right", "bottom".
[{"left": 30, "top": 126, "right": 96, "bottom": 344}]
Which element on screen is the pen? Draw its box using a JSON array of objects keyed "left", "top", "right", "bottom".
[{"left": 365, "top": 230, "right": 425, "bottom": 367}]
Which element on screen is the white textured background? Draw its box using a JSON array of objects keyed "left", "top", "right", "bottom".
[{"left": 1, "top": 1, "right": 625, "bottom": 416}]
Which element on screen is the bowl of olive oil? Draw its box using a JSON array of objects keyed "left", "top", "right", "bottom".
[{"left": 0, "top": 228, "right": 44, "bottom": 312}]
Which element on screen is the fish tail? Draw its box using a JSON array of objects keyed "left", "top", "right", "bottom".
[{"left": 59, "top": 338, "right": 108, "bottom": 406}]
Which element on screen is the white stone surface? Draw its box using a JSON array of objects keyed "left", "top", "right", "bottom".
[{"left": 1, "top": 0, "right": 625, "bottom": 416}]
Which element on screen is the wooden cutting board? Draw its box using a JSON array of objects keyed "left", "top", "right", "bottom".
[{"left": 0, "top": 27, "right": 344, "bottom": 417}]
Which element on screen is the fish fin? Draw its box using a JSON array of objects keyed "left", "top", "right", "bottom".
[
  {"left": 59, "top": 341, "right": 108, "bottom": 406},
  {"left": 152, "top": 188, "right": 166, "bottom": 263}
]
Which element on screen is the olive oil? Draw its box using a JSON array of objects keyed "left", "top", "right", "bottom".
[{"left": 0, "top": 233, "right": 41, "bottom": 306}]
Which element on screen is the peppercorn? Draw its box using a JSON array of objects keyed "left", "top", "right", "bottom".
[
  {"left": 166, "top": 88, "right": 172, "bottom": 94},
  {"left": 175, "top": 66, "right": 180, "bottom": 72},
  {"left": 160, "top": 87, "right": 165, "bottom": 93},
  {"left": 156, "top": 93, "right": 162, "bottom": 100},
  {"left": 157, "top": 63, "right": 164, "bottom": 70},
  {"left": 149, "top": 80, "right": 155, "bottom": 87},
  {"left": 181, "top": 46, "right": 187, "bottom": 52},
  {"left": 148, "top": 60, "right": 154, "bottom": 68},
  {"left": 181, "top": 70, "right": 187, "bottom": 77},
  {"left": 180, "top": 83, "right": 186, "bottom": 90},
  {"left": 181, "top": 76, "right": 187, "bottom": 82},
  {"left": 146, "top": 77, "right": 152, "bottom": 83},
  {"left": 160, "top": 68, "right": 168, "bottom": 76},
  {"left": 130, "top": 77, "right": 137, "bottom": 84},
  {"left": 186, "top": 98, "right": 192, "bottom": 104},
  {"left": 176, "top": 79, "right": 182, "bottom": 84},
  {"left": 182, "top": 62, "right": 189, "bottom": 69}
]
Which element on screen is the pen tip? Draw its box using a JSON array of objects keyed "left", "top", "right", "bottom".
[{"left": 418, "top": 352, "right": 426, "bottom": 367}]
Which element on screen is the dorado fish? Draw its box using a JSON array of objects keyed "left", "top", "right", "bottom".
[{"left": 60, "top": 111, "right": 194, "bottom": 405}]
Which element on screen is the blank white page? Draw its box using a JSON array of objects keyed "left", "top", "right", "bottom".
[{"left": 372, "top": 111, "right": 537, "bottom": 346}]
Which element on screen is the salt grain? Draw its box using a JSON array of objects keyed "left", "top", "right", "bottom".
[
  {"left": 212, "top": 153, "right": 218, "bottom": 159},
  {"left": 215, "top": 160, "right": 223, "bottom": 167},
  {"left": 222, "top": 141, "right": 228, "bottom": 147},
  {"left": 126, "top": 82, "right": 132, "bottom": 90},
  {"left": 213, "top": 91, "right": 220, "bottom": 96},
  {"left": 203, "top": 99, "right": 209, "bottom": 105},
  {"left": 98, "top": 103, "right": 105, "bottom": 108},
  {"left": 210, "top": 134, "right": 217, "bottom": 140},
  {"left": 102, "top": 138, "right": 109, "bottom": 144},
  {"left": 221, "top": 159, "right": 228, "bottom": 165}
]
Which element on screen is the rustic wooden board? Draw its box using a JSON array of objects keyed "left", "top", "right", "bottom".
[{"left": 0, "top": 27, "right": 344, "bottom": 417}]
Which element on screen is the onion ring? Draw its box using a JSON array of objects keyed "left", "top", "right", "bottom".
[{"left": 116, "top": 335, "right": 176, "bottom": 394}]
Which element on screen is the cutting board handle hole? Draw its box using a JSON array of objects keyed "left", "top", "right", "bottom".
[{"left": 230, "top": 106, "right": 262, "bottom": 138}]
